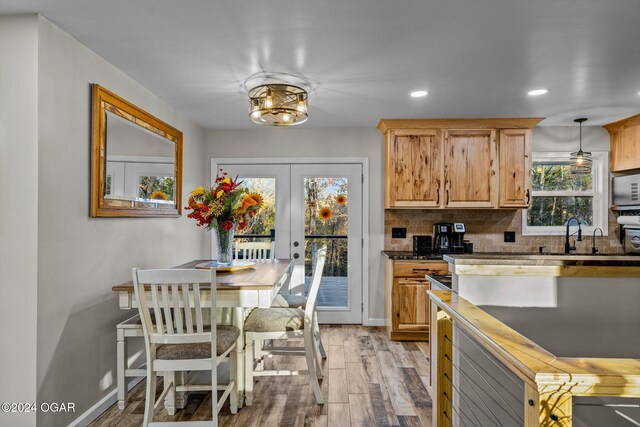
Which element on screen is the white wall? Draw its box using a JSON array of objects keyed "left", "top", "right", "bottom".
[
  {"left": 532, "top": 125, "right": 610, "bottom": 151},
  {"left": 203, "top": 127, "right": 386, "bottom": 322},
  {"left": 35, "top": 16, "right": 207, "bottom": 426},
  {"left": 0, "top": 14, "right": 39, "bottom": 427}
]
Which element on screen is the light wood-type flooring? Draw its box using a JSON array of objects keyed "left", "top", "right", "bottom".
[{"left": 91, "top": 326, "right": 433, "bottom": 426}]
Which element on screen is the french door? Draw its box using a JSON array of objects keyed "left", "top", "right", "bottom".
[{"left": 216, "top": 161, "right": 363, "bottom": 324}]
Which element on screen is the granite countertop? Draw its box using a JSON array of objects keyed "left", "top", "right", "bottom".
[
  {"left": 426, "top": 274, "right": 452, "bottom": 289},
  {"left": 443, "top": 252, "right": 640, "bottom": 267},
  {"left": 382, "top": 251, "right": 444, "bottom": 260}
]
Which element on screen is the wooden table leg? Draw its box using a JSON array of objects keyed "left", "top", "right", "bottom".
[{"left": 233, "top": 307, "right": 246, "bottom": 409}]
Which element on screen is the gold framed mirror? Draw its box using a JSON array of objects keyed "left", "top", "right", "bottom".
[{"left": 90, "top": 84, "right": 183, "bottom": 217}]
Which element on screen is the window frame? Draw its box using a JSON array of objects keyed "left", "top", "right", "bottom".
[{"left": 521, "top": 151, "right": 609, "bottom": 236}]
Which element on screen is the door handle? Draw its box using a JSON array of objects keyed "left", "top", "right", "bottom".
[
  {"left": 293, "top": 241, "right": 300, "bottom": 247},
  {"left": 293, "top": 253, "right": 300, "bottom": 259}
]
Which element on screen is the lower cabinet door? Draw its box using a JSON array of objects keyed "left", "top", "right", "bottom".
[{"left": 392, "top": 278, "right": 430, "bottom": 334}]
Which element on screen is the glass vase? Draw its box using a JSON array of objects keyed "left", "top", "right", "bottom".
[{"left": 213, "top": 224, "right": 235, "bottom": 265}]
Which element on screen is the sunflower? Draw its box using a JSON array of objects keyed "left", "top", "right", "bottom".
[
  {"left": 150, "top": 191, "right": 168, "bottom": 200},
  {"left": 335, "top": 194, "right": 347, "bottom": 205},
  {"left": 319, "top": 207, "right": 333, "bottom": 221},
  {"left": 191, "top": 186, "right": 205, "bottom": 197}
]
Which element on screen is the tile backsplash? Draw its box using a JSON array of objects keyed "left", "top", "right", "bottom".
[{"left": 384, "top": 209, "right": 624, "bottom": 254}]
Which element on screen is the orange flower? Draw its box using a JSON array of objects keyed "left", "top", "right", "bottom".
[
  {"left": 239, "top": 193, "right": 263, "bottom": 213},
  {"left": 150, "top": 191, "right": 168, "bottom": 200},
  {"left": 319, "top": 207, "right": 333, "bottom": 221},
  {"left": 188, "top": 195, "right": 199, "bottom": 208},
  {"left": 336, "top": 194, "right": 347, "bottom": 205}
]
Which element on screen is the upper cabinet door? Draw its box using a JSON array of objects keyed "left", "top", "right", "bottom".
[
  {"left": 443, "top": 129, "right": 497, "bottom": 208},
  {"left": 604, "top": 114, "right": 640, "bottom": 173},
  {"left": 498, "top": 129, "right": 532, "bottom": 208},
  {"left": 385, "top": 129, "right": 442, "bottom": 208}
]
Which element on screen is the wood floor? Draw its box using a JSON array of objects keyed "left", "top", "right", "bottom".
[{"left": 90, "top": 326, "right": 433, "bottom": 426}]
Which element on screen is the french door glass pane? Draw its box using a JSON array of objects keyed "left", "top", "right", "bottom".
[
  {"left": 304, "top": 177, "right": 348, "bottom": 308},
  {"left": 235, "top": 177, "right": 276, "bottom": 247}
]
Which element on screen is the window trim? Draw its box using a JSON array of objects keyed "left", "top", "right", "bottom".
[{"left": 521, "top": 151, "right": 609, "bottom": 236}]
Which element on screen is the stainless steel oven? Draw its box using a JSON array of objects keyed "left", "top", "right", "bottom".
[{"left": 624, "top": 227, "right": 640, "bottom": 254}]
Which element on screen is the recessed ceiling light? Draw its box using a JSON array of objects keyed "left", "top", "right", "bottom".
[
  {"left": 528, "top": 89, "right": 548, "bottom": 96},
  {"left": 410, "top": 90, "right": 428, "bottom": 98}
]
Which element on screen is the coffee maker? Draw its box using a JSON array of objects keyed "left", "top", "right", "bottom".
[{"left": 433, "top": 222, "right": 466, "bottom": 253}]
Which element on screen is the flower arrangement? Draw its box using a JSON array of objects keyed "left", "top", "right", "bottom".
[
  {"left": 186, "top": 170, "right": 263, "bottom": 264},
  {"left": 186, "top": 170, "right": 263, "bottom": 231}
]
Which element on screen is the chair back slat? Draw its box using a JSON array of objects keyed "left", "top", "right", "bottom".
[
  {"left": 193, "top": 283, "right": 204, "bottom": 334},
  {"left": 182, "top": 284, "right": 194, "bottom": 334},
  {"left": 161, "top": 286, "right": 174, "bottom": 335},
  {"left": 132, "top": 268, "right": 215, "bottom": 341},
  {"left": 171, "top": 284, "right": 184, "bottom": 333},
  {"left": 150, "top": 285, "right": 164, "bottom": 336},
  {"left": 304, "top": 246, "right": 327, "bottom": 320}
]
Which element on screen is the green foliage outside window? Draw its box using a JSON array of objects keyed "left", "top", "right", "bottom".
[{"left": 527, "top": 163, "right": 593, "bottom": 227}]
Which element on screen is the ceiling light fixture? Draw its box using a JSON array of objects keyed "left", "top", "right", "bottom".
[
  {"left": 248, "top": 83, "right": 308, "bottom": 126},
  {"left": 570, "top": 118, "right": 592, "bottom": 175},
  {"left": 410, "top": 90, "right": 428, "bottom": 98},
  {"left": 528, "top": 89, "right": 548, "bottom": 96}
]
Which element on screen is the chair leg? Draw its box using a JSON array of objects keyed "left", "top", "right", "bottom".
[
  {"left": 313, "top": 315, "right": 327, "bottom": 359},
  {"left": 229, "top": 349, "right": 238, "bottom": 414},
  {"left": 244, "top": 333, "right": 254, "bottom": 406},
  {"left": 304, "top": 329, "right": 324, "bottom": 404},
  {"left": 116, "top": 329, "right": 127, "bottom": 410},
  {"left": 143, "top": 365, "right": 157, "bottom": 427},
  {"left": 163, "top": 371, "right": 176, "bottom": 416}
]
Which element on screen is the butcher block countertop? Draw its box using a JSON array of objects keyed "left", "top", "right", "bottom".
[{"left": 442, "top": 253, "right": 640, "bottom": 277}]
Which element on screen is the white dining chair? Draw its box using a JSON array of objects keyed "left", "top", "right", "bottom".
[
  {"left": 234, "top": 240, "right": 274, "bottom": 261},
  {"left": 133, "top": 267, "right": 239, "bottom": 427},
  {"left": 243, "top": 246, "right": 327, "bottom": 405}
]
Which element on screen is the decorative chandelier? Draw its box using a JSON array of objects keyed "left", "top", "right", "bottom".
[
  {"left": 570, "top": 117, "right": 592, "bottom": 175},
  {"left": 248, "top": 83, "right": 308, "bottom": 126}
]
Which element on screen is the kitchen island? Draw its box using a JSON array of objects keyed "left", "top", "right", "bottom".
[
  {"left": 443, "top": 253, "right": 640, "bottom": 307},
  {"left": 428, "top": 289, "right": 640, "bottom": 426}
]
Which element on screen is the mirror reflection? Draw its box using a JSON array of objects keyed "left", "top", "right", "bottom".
[{"left": 104, "top": 111, "right": 176, "bottom": 205}]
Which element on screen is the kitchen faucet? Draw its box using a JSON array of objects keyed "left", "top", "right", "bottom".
[
  {"left": 592, "top": 228, "right": 604, "bottom": 254},
  {"left": 564, "top": 217, "right": 583, "bottom": 254}
]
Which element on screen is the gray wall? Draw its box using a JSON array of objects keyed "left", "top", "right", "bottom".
[
  {"left": 533, "top": 125, "right": 610, "bottom": 152},
  {"left": 203, "top": 127, "right": 386, "bottom": 322},
  {"left": 0, "top": 14, "right": 39, "bottom": 427},
  {"left": 35, "top": 16, "right": 207, "bottom": 426}
]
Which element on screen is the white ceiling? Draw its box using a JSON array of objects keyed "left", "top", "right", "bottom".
[{"left": 2, "top": 0, "right": 640, "bottom": 128}]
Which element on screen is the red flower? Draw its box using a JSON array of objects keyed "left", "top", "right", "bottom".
[
  {"left": 238, "top": 221, "right": 246, "bottom": 231},
  {"left": 222, "top": 220, "right": 234, "bottom": 231}
]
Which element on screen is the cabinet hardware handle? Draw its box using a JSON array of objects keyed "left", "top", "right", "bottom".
[
  {"left": 446, "top": 189, "right": 450, "bottom": 204},
  {"left": 412, "top": 268, "right": 433, "bottom": 272},
  {"left": 526, "top": 189, "right": 530, "bottom": 204},
  {"left": 436, "top": 187, "right": 440, "bottom": 204}
]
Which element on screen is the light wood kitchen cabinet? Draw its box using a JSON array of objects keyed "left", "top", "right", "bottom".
[
  {"left": 443, "top": 129, "right": 497, "bottom": 208},
  {"left": 498, "top": 129, "right": 531, "bottom": 208},
  {"left": 384, "top": 259, "right": 449, "bottom": 341},
  {"left": 385, "top": 129, "right": 442, "bottom": 208},
  {"left": 604, "top": 114, "right": 640, "bottom": 173},
  {"left": 378, "top": 118, "right": 543, "bottom": 210}
]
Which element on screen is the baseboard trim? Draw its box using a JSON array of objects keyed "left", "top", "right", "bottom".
[
  {"left": 366, "top": 318, "right": 385, "bottom": 327},
  {"left": 68, "top": 376, "right": 144, "bottom": 427}
]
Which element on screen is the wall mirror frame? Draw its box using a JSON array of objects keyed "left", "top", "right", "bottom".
[{"left": 90, "top": 84, "right": 183, "bottom": 217}]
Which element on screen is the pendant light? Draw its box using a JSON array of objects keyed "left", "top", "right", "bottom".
[{"left": 570, "top": 118, "right": 592, "bottom": 175}]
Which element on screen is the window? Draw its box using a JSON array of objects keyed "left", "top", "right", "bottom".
[{"left": 522, "top": 152, "right": 609, "bottom": 236}]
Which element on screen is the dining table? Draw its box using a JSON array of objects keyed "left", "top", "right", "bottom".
[{"left": 112, "top": 258, "right": 294, "bottom": 409}]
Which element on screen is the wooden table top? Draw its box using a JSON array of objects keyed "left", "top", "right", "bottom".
[{"left": 112, "top": 258, "right": 293, "bottom": 291}]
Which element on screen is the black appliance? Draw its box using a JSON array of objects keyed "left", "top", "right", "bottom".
[
  {"left": 433, "top": 222, "right": 466, "bottom": 253},
  {"left": 413, "top": 235, "right": 433, "bottom": 255}
]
